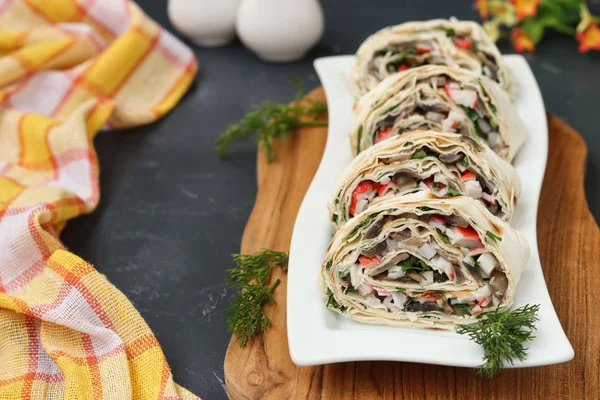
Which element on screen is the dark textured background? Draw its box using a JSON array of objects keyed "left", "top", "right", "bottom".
[{"left": 61, "top": 1, "right": 599, "bottom": 399}]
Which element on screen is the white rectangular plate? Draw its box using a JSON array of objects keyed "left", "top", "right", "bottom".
[{"left": 287, "top": 55, "right": 574, "bottom": 368}]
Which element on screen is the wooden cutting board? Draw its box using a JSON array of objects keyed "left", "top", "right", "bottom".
[{"left": 223, "top": 88, "right": 600, "bottom": 400}]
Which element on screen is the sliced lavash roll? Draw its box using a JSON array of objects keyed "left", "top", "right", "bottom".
[
  {"left": 322, "top": 192, "right": 530, "bottom": 330},
  {"left": 330, "top": 131, "right": 520, "bottom": 229},
  {"left": 350, "top": 65, "right": 527, "bottom": 161},
  {"left": 350, "top": 18, "right": 514, "bottom": 97}
]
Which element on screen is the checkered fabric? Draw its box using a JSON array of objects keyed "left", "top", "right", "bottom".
[{"left": 0, "top": 1, "right": 199, "bottom": 398}]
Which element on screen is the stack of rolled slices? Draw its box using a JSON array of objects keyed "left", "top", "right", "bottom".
[{"left": 322, "top": 18, "right": 530, "bottom": 330}]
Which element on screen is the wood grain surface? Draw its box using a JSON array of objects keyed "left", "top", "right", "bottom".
[{"left": 223, "top": 88, "right": 600, "bottom": 400}]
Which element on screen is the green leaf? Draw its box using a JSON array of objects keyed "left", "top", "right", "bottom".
[
  {"left": 460, "top": 157, "right": 469, "bottom": 167},
  {"left": 473, "top": 121, "right": 488, "bottom": 140},
  {"left": 447, "top": 187, "right": 462, "bottom": 197},
  {"left": 520, "top": 17, "right": 546, "bottom": 43},
  {"left": 444, "top": 27, "right": 456, "bottom": 37},
  {"left": 326, "top": 287, "right": 346, "bottom": 312},
  {"left": 486, "top": 231, "right": 502, "bottom": 244},
  {"left": 344, "top": 283, "right": 359, "bottom": 294},
  {"left": 412, "top": 149, "right": 427, "bottom": 159},
  {"left": 343, "top": 212, "right": 382, "bottom": 242},
  {"left": 403, "top": 296, "right": 417, "bottom": 310},
  {"left": 356, "top": 125, "right": 363, "bottom": 154},
  {"left": 326, "top": 260, "right": 333, "bottom": 271},
  {"left": 386, "top": 51, "right": 411, "bottom": 69},
  {"left": 469, "top": 40, "right": 477, "bottom": 52},
  {"left": 438, "top": 229, "right": 451, "bottom": 244},
  {"left": 461, "top": 105, "right": 479, "bottom": 121},
  {"left": 332, "top": 213, "right": 338, "bottom": 223},
  {"left": 403, "top": 141, "right": 414, "bottom": 147},
  {"left": 338, "top": 269, "right": 350, "bottom": 278},
  {"left": 398, "top": 255, "right": 432, "bottom": 272},
  {"left": 383, "top": 103, "right": 400, "bottom": 114},
  {"left": 417, "top": 206, "right": 438, "bottom": 212},
  {"left": 453, "top": 304, "right": 471, "bottom": 316}
]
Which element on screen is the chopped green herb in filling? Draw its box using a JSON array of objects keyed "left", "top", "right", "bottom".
[
  {"left": 461, "top": 105, "right": 479, "bottom": 121},
  {"left": 486, "top": 231, "right": 502, "bottom": 243},
  {"left": 438, "top": 229, "right": 451, "bottom": 244},
  {"left": 344, "top": 283, "right": 359, "bottom": 295},
  {"left": 447, "top": 187, "right": 462, "bottom": 197},
  {"left": 453, "top": 304, "right": 471, "bottom": 316},
  {"left": 343, "top": 212, "right": 382, "bottom": 242},
  {"left": 398, "top": 255, "right": 432, "bottom": 273},
  {"left": 403, "top": 296, "right": 417, "bottom": 310},
  {"left": 326, "top": 287, "right": 346, "bottom": 312},
  {"left": 382, "top": 103, "right": 400, "bottom": 114},
  {"left": 412, "top": 149, "right": 427, "bottom": 159},
  {"left": 356, "top": 125, "right": 363, "bottom": 154}
]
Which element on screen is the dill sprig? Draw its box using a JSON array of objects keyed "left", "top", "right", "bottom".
[
  {"left": 223, "top": 249, "right": 289, "bottom": 347},
  {"left": 226, "top": 250, "right": 289, "bottom": 287},
  {"left": 457, "top": 304, "right": 540, "bottom": 378},
  {"left": 215, "top": 77, "right": 328, "bottom": 163},
  {"left": 223, "top": 280, "right": 280, "bottom": 347}
]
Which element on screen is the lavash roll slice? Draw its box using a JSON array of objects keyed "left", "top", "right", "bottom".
[
  {"left": 330, "top": 131, "right": 520, "bottom": 229},
  {"left": 350, "top": 65, "right": 527, "bottom": 161},
  {"left": 350, "top": 18, "right": 514, "bottom": 97},
  {"left": 322, "top": 192, "right": 529, "bottom": 330}
]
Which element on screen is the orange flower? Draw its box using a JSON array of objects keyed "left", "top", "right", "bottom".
[
  {"left": 576, "top": 23, "right": 600, "bottom": 53},
  {"left": 476, "top": 0, "right": 490, "bottom": 20},
  {"left": 510, "top": 0, "right": 541, "bottom": 20},
  {"left": 511, "top": 28, "right": 535, "bottom": 53}
]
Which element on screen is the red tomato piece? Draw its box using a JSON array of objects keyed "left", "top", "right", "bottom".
[
  {"left": 447, "top": 266, "right": 456, "bottom": 280},
  {"left": 349, "top": 180, "right": 374, "bottom": 216},
  {"left": 431, "top": 214, "right": 447, "bottom": 225},
  {"left": 376, "top": 126, "right": 392, "bottom": 143},
  {"left": 454, "top": 38, "right": 473, "bottom": 50},
  {"left": 443, "top": 84, "right": 454, "bottom": 100},
  {"left": 359, "top": 255, "right": 381, "bottom": 267},
  {"left": 372, "top": 182, "right": 385, "bottom": 196},
  {"left": 422, "top": 176, "right": 434, "bottom": 188},
  {"left": 460, "top": 171, "right": 476, "bottom": 181},
  {"left": 456, "top": 226, "right": 480, "bottom": 239}
]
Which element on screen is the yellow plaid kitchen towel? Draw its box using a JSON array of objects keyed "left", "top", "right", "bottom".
[{"left": 0, "top": 0, "right": 200, "bottom": 398}]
